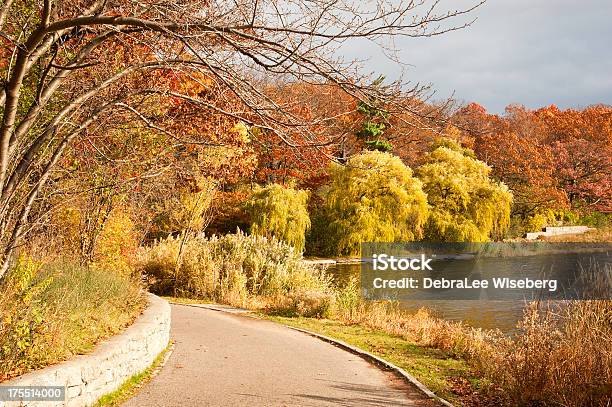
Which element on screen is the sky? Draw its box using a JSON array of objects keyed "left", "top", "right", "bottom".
[{"left": 340, "top": 0, "right": 612, "bottom": 114}]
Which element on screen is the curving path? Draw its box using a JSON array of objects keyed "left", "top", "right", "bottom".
[{"left": 123, "top": 304, "right": 439, "bottom": 407}]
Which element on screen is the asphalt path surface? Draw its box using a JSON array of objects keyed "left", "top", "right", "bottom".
[{"left": 123, "top": 304, "right": 439, "bottom": 406}]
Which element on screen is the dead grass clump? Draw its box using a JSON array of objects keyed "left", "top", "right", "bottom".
[{"left": 487, "top": 300, "right": 612, "bottom": 407}]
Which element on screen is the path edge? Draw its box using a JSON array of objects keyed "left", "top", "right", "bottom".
[
  {"left": 284, "top": 324, "right": 455, "bottom": 407},
  {"left": 171, "top": 301, "right": 454, "bottom": 407}
]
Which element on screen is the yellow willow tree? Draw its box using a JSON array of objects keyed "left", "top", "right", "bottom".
[
  {"left": 323, "top": 151, "right": 428, "bottom": 256},
  {"left": 416, "top": 139, "right": 512, "bottom": 242},
  {"left": 245, "top": 184, "right": 310, "bottom": 251}
]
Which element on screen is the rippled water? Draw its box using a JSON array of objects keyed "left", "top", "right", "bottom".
[{"left": 325, "top": 252, "right": 610, "bottom": 333}]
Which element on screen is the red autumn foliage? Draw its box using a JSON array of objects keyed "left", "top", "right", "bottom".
[{"left": 453, "top": 103, "right": 612, "bottom": 215}]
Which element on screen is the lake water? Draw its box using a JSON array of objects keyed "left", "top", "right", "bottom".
[{"left": 325, "top": 251, "right": 611, "bottom": 333}]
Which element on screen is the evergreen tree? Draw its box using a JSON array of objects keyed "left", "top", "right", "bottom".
[{"left": 356, "top": 77, "right": 393, "bottom": 152}]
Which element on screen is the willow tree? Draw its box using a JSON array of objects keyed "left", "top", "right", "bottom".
[
  {"left": 245, "top": 184, "right": 310, "bottom": 251},
  {"left": 416, "top": 139, "right": 512, "bottom": 242},
  {"left": 0, "top": 0, "right": 481, "bottom": 277},
  {"left": 323, "top": 151, "right": 428, "bottom": 256}
]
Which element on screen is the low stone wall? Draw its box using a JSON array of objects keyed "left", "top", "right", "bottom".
[
  {"left": 0, "top": 294, "right": 171, "bottom": 407},
  {"left": 525, "top": 226, "right": 593, "bottom": 240}
]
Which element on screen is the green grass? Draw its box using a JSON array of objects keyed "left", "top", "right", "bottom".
[
  {"left": 94, "top": 341, "right": 173, "bottom": 407},
  {"left": 264, "top": 315, "right": 485, "bottom": 406}
]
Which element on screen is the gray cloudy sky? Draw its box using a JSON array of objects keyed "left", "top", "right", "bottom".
[{"left": 341, "top": 0, "right": 612, "bottom": 114}]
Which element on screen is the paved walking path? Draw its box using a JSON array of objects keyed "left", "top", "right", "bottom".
[{"left": 123, "top": 304, "right": 439, "bottom": 406}]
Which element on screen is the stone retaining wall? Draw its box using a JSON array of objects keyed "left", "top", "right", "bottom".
[
  {"left": 525, "top": 225, "right": 593, "bottom": 240},
  {"left": 0, "top": 294, "right": 171, "bottom": 407}
]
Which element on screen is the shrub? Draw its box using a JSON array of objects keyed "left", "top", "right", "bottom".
[
  {"left": 516, "top": 208, "right": 559, "bottom": 234},
  {"left": 322, "top": 151, "right": 428, "bottom": 256},
  {"left": 0, "top": 257, "right": 52, "bottom": 379},
  {"left": 93, "top": 208, "right": 139, "bottom": 274},
  {"left": 523, "top": 212, "right": 550, "bottom": 233},
  {"left": 139, "top": 231, "right": 332, "bottom": 310},
  {"left": 245, "top": 184, "right": 311, "bottom": 251},
  {"left": 49, "top": 206, "right": 82, "bottom": 255},
  {"left": 0, "top": 259, "right": 144, "bottom": 381},
  {"left": 265, "top": 290, "right": 335, "bottom": 318},
  {"left": 578, "top": 211, "right": 611, "bottom": 228},
  {"left": 416, "top": 139, "right": 512, "bottom": 241}
]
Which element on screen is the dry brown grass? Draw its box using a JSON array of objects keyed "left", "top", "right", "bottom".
[
  {"left": 327, "top": 279, "right": 612, "bottom": 407},
  {"left": 487, "top": 300, "right": 612, "bottom": 407},
  {"left": 139, "top": 232, "right": 335, "bottom": 316}
]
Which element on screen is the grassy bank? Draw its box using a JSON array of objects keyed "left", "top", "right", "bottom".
[
  {"left": 0, "top": 258, "right": 145, "bottom": 382},
  {"left": 321, "top": 296, "right": 612, "bottom": 407}
]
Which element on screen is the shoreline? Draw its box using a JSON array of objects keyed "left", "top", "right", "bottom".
[{"left": 304, "top": 243, "right": 611, "bottom": 265}]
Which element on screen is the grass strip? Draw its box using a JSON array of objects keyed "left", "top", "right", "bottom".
[
  {"left": 93, "top": 341, "right": 174, "bottom": 407},
  {"left": 264, "top": 315, "right": 485, "bottom": 406}
]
